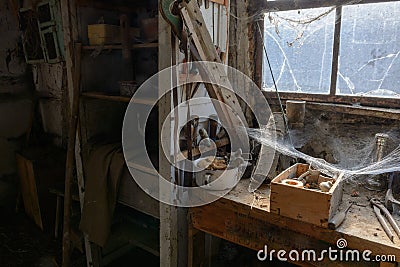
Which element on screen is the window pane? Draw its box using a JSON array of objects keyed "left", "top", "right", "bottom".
[
  {"left": 337, "top": 2, "right": 400, "bottom": 98},
  {"left": 263, "top": 7, "right": 335, "bottom": 94}
]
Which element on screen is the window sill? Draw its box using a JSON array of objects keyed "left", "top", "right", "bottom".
[{"left": 263, "top": 91, "right": 400, "bottom": 120}]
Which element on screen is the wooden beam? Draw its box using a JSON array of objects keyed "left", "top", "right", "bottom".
[
  {"left": 158, "top": 6, "right": 179, "bottom": 267},
  {"left": 191, "top": 203, "right": 337, "bottom": 267},
  {"left": 180, "top": 0, "right": 249, "bottom": 148},
  {"left": 264, "top": 91, "right": 400, "bottom": 109},
  {"left": 305, "top": 102, "right": 400, "bottom": 120},
  {"left": 251, "top": 0, "right": 400, "bottom": 13},
  {"left": 329, "top": 7, "right": 342, "bottom": 96},
  {"left": 190, "top": 199, "right": 400, "bottom": 265},
  {"left": 60, "top": 0, "right": 79, "bottom": 264}
]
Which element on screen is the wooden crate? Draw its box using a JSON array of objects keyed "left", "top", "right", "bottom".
[
  {"left": 88, "top": 24, "right": 140, "bottom": 45},
  {"left": 270, "top": 163, "right": 343, "bottom": 228}
]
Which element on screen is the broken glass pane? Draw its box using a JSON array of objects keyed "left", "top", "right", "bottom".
[
  {"left": 263, "top": 7, "right": 335, "bottom": 94},
  {"left": 337, "top": 2, "right": 400, "bottom": 98}
]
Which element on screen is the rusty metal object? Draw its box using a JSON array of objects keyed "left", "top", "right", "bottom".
[
  {"left": 385, "top": 173, "right": 400, "bottom": 215},
  {"left": 371, "top": 198, "right": 400, "bottom": 242}
]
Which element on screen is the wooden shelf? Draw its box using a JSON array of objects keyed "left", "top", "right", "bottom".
[
  {"left": 126, "top": 162, "right": 157, "bottom": 175},
  {"left": 82, "top": 91, "right": 155, "bottom": 105},
  {"left": 82, "top": 43, "right": 158, "bottom": 50},
  {"left": 102, "top": 217, "right": 159, "bottom": 266}
]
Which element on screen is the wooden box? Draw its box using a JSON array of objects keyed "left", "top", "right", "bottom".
[
  {"left": 270, "top": 163, "right": 343, "bottom": 227},
  {"left": 88, "top": 24, "right": 140, "bottom": 45}
]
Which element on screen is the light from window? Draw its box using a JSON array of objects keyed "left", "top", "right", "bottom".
[
  {"left": 263, "top": 7, "right": 335, "bottom": 94},
  {"left": 337, "top": 2, "right": 400, "bottom": 98}
]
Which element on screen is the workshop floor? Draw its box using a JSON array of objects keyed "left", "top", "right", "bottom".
[
  {"left": 0, "top": 175, "right": 292, "bottom": 267},
  {"left": 0, "top": 205, "right": 159, "bottom": 267},
  {"left": 0, "top": 204, "right": 296, "bottom": 267}
]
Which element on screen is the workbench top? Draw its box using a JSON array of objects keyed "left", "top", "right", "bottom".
[{"left": 190, "top": 178, "right": 400, "bottom": 264}]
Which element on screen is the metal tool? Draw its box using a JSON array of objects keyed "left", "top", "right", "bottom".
[
  {"left": 328, "top": 202, "right": 353, "bottom": 230},
  {"left": 385, "top": 173, "right": 400, "bottom": 215},
  {"left": 370, "top": 198, "right": 400, "bottom": 242},
  {"left": 160, "top": 0, "right": 183, "bottom": 39}
]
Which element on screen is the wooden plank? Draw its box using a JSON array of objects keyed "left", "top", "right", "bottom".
[
  {"left": 158, "top": 5, "right": 177, "bottom": 267},
  {"left": 251, "top": 0, "right": 400, "bottom": 13},
  {"left": 61, "top": 41, "right": 82, "bottom": 267},
  {"left": 306, "top": 102, "right": 400, "bottom": 120},
  {"left": 180, "top": 0, "right": 249, "bottom": 147},
  {"left": 60, "top": 0, "right": 80, "bottom": 267},
  {"left": 265, "top": 91, "right": 400, "bottom": 110},
  {"left": 81, "top": 91, "right": 155, "bottom": 105},
  {"left": 101, "top": 243, "right": 136, "bottom": 266},
  {"left": 75, "top": 99, "right": 94, "bottom": 267},
  {"left": 76, "top": 0, "right": 152, "bottom": 12},
  {"left": 16, "top": 154, "right": 43, "bottom": 230},
  {"left": 190, "top": 203, "right": 335, "bottom": 267},
  {"left": 126, "top": 162, "right": 158, "bottom": 175},
  {"left": 118, "top": 169, "right": 160, "bottom": 219},
  {"left": 191, "top": 203, "right": 383, "bottom": 266},
  {"left": 329, "top": 7, "right": 342, "bottom": 96},
  {"left": 196, "top": 180, "right": 400, "bottom": 259},
  {"left": 101, "top": 221, "right": 160, "bottom": 266},
  {"left": 379, "top": 263, "right": 397, "bottom": 267},
  {"left": 82, "top": 43, "right": 158, "bottom": 50}
]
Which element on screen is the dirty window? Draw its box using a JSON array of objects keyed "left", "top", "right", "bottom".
[
  {"left": 337, "top": 2, "right": 400, "bottom": 98},
  {"left": 262, "top": 7, "right": 335, "bottom": 94}
]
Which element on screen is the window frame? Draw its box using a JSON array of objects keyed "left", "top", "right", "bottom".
[{"left": 253, "top": 0, "right": 400, "bottom": 109}]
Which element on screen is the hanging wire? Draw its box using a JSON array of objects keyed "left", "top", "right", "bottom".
[{"left": 256, "top": 20, "right": 294, "bottom": 147}]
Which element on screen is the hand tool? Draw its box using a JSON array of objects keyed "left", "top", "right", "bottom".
[
  {"left": 385, "top": 173, "right": 400, "bottom": 215},
  {"left": 371, "top": 198, "right": 400, "bottom": 242},
  {"left": 328, "top": 202, "right": 353, "bottom": 230}
]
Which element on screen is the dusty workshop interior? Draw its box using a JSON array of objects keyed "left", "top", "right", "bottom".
[{"left": 2, "top": 0, "right": 400, "bottom": 266}]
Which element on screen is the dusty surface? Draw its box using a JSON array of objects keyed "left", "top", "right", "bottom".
[
  {"left": 0, "top": 206, "right": 72, "bottom": 267},
  {"left": 0, "top": 205, "right": 160, "bottom": 267}
]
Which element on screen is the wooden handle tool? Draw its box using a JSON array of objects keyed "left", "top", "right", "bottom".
[{"left": 328, "top": 203, "right": 353, "bottom": 230}]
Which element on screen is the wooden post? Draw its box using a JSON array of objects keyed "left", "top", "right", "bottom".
[
  {"left": 62, "top": 42, "right": 81, "bottom": 267},
  {"left": 329, "top": 6, "right": 342, "bottom": 96},
  {"left": 60, "top": 0, "right": 82, "bottom": 264},
  {"left": 159, "top": 5, "right": 177, "bottom": 267}
]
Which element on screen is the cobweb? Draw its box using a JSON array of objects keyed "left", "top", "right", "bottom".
[{"left": 247, "top": 113, "right": 400, "bottom": 190}]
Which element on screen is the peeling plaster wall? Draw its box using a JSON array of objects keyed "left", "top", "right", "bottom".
[
  {"left": 0, "top": 0, "right": 32, "bottom": 177},
  {"left": 32, "top": 62, "right": 67, "bottom": 147}
]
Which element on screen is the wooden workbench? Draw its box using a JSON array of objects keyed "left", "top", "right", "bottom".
[{"left": 189, "top": 179, "right": 400, "bottom": 267}]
